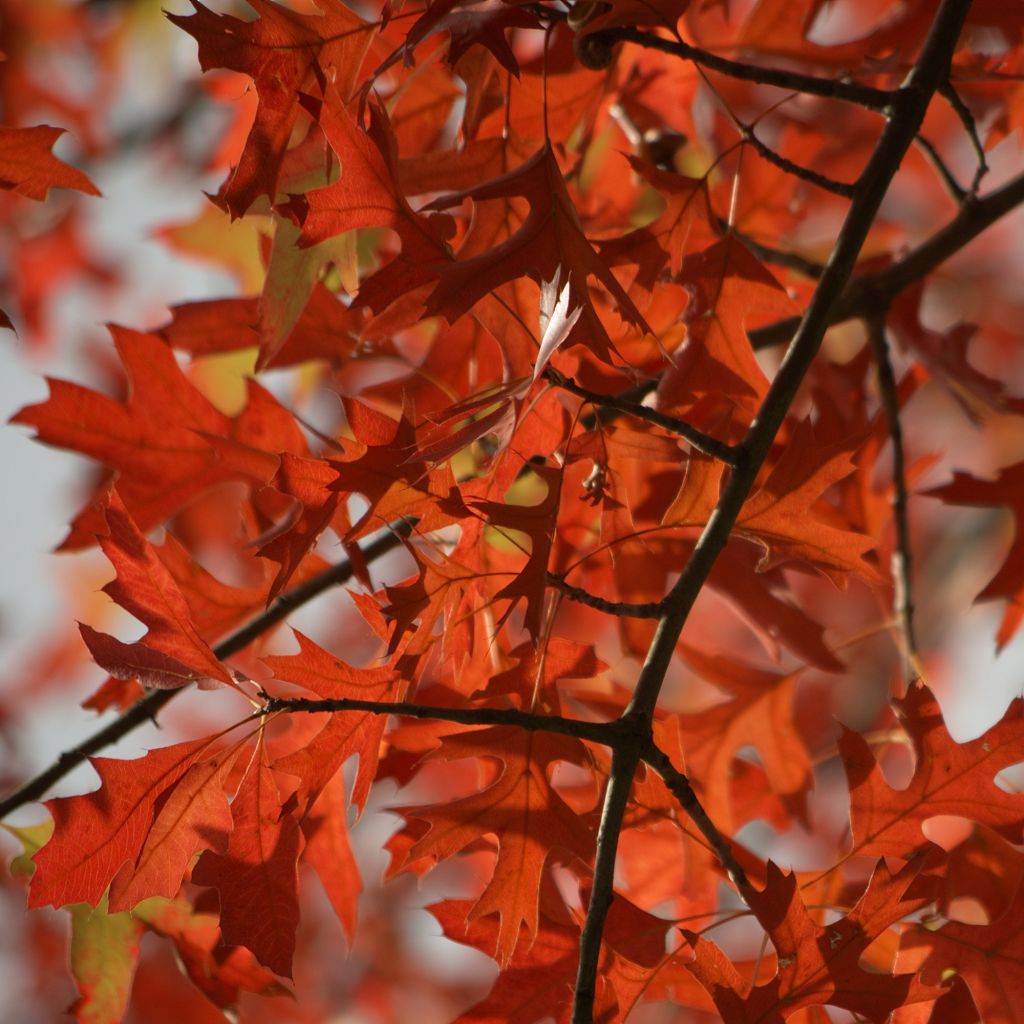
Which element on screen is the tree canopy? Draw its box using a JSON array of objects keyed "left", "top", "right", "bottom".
[{"left": 3, "top": 0, "right": 1024, "bottom": 1021}]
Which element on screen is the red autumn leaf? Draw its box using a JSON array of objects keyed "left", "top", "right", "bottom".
[
  {"left": 264, "top": 629, "right": 404, "bottom": 810},
  {"left": 107, "top": 743, "right": 243, "bottom": 912},
  {"left": 469, "top": 461, "right": 564, "bottom": 640},
  {"left": 159, "top": 282, "right": 364, "bottom": 367},
  {"left": 168, "top": 0, "right": 377, "bottom": 217},
  {"left": 29, "top": 736, "right": 226, "bottom": 909},
  {"left": 684, "top": 860, "right": 940, "bottom": 1021},
  {"left": 898, "top": 871, "right": 1024, "bottom": 1024},
  {"left": 396, "top": 727, "right": 596, "bottom": 966},
  {"left": 927, "top": 461, "right": 1024, "bottom": 650},
  {"left": 285, "top": 90, "right": 450, "bottom": 291},
  {"left": 6, "top": 1, "right": 1024, "bottom": 1021},
  {"left": 134, "top": 899, "right": 290, "bottom": 1009},
  {"left": 675, "top": 645, "right": 814, "bottom": 832},
  {"left": 330, "top": 397, "right": 461, "bottom": 540},
  {"left": 423, "top": 142, "right": 652, "bottom": 363},
  {"left": 841, "top": 682, "right": 1024, "bottom": 859},
  {"left": 89, "top": 491, "right": 233, "bottom": 687},
  {"left": 0, "top": 124, "right": 100, "bottom": 200},
  {"left": 191, "top": 747, "right": 303, "bottom": 978},
  {"left": 663, "top": 420, "right": 882, "bottom": 586},
  {"left": 9, "top": 326, "right": 302, "bottom": 547},
  {"left": 297, "top": 773, "right": 360, "bottom": 942}
]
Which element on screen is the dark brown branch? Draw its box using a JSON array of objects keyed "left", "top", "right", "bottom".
[
  {"left": 867, "top": 314, "right": 919, "bottom": 685},
  {"left": 642, "top": 741, "right": 749, "bottom": 890},
  {"left": 571, "top": 4, "right": 972, "bottom": 1020},
  {"left": 749, "top": 170, "right": 1024, "bottom": 349},
  {"left": 940, "top": 81, "right": 989, "bottom": 196},
  {"left": 571, "top": 744, "right": 642, "bottom": 1023},
  {"left": 0, "top": 518, "right": 416, "bottom": 820},
  {"left": 260, "top": 694, "right": 623, "bottom": 746},
  {"left": 741, "top": 126, "right": 856, "bottom": 198},
  {"left": 914, "top": 133, "right": 967, "bottom": 201},
  {"left": 547, "top": 572, "right": 663, "bottom": 618},
  {"left": 544, "top": 367, "right": 737, "bottom": 463},
  {"left": 732, "top": 228, "right": 826, "bottom": 279},
  {"left": 609, "top": 28, "right": 895, "bottom": 112}
]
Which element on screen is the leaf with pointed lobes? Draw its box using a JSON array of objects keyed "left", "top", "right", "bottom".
[
  {"left": 92, "top": 491, "right": 233, "bottom": 687},
  {"left": 29, "top": 735, "right": 226, "bottom": 909},
  {"left": 9, "top": 326, "right": 304, "bottom": 548},
  {"left": 0, "top": 124, "right": 100, "bottom": 200},
  {"left": 160, "top": 282, "right": 365, "bottom": 366},
  {"left": 298, "top": 774, "right": 360, "bottom": 943},
  {"left": 133, "top": 898, "right": 291, "bottom": 1009},
  {"left": 373, "top": 0, "right": 540, "bottom": 82},
  {"left": 192, "top": 749, "right": 303, "bottom": 978},
  {"left": 167, "top": 0, "right": 377, "bottom": 217},
  {"left": 422, "top": 142, "right": 651, "bottom": 365},
  {"left": 78, "top": 623, "right": 215, "bottom": 691},
  {"left": 469, "top": 461, "right": 564, "bottom": 641},
  {"left": 107, "top": 743, "right": 245, "bottom": 913},
  {"left": 841, "top": 682, "right": 1024, "bottom": 859},
  {"left": 331, "top": 397, "right": 461, "bottom": 541},
  {"left": 675, "top": 645, "right": 813, "bottom": 833},
  {"left": 258, "top": 452, "right": 346, "bottom": 600},
  {"left": 285, "top": 91, "right": 451, "bottom": 289},
  {"left": 430, "top": 885, "right": 671, "bottom": 1023},
  {"left": 663, "top": 422, "right": 881, "bottom": 587},
  {"left": 927, "top": 461, "right": 1024, "bottom": 650},
  {"left": 397, "top": 727, "right": 596, "bottom": 966},
  {"left": 265, "top": 629, "right": 404, "bottom": 811},
  {"left": 659, "top": 235, "right": 797, "bottom": 421},
  {"left": 684, "top": 859, "right": 941, "bottom": 1022},
  {"left": 898, "top": 855, "right": 1024, "bottom": 1024},
  {"left": 68, "top": 895, "right": 144, "bottom": 1024}
]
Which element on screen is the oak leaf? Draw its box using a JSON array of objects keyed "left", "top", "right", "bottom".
[
  {"left": 191, "top": 748, "right": 303, "bottom": 978},
  {"left": 397, "top": 727, "right": 597, "bottom": 965}
]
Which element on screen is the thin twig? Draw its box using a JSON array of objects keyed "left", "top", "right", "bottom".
[
  {"left": 570, "top": 5, "right": 972, "bottom": 1020},
  {"left": 731, "top": 228, "right": 826, "bottom": 278},
  {"left": 544, "top": 367, "right": 737, "bottom": 463},
  {"left": 608, "top": 28, "right": 895, "bottom": 112},
  {"left": 867, "top": 314, "right": 919, "bottom": 687},
  {"left": 259, "top": 694, "right": 622, "bottom": 745},
  {"left": 913, "top": 133, "right": 967, "bottom": 201},
  {"left": 740, "top": 125, "right": 856, "bottom": 198},
  {"left": 749, "top": 171, "right": 1024, "bottom": 349},
  {"left": 940, "top": 81, "right": 989, "bottom": 196},
  {"left": 642, "top": 741, "right": 749, "bottom": 890},
  {"left": 0, "top": 518, "right": 417, "bottom": 820},
  {"left": 547, "top": 572, "right": 663, "bottom": 618}
]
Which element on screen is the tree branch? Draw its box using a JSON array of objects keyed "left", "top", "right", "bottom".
[
  {"left": 642, "top": 741, "right": 750, "bottom": 890},
  {"left": 749, "top": 170, "right": 1024, "bottom": 349},
  {"left": 741, "top": 126, "right": 856, "bottom": 198},
  {"left": 940, "top": 81, "right": 989, "bottom": 196},
  {"left": 544, "top": 367, "right": 737, "bottom": 463},
  {"left": 867, "top": 314, "right": 920, "bottom": 686},
  {"left": 0, "top": 518, "right": 416, "bottom": 820},
  {"left": 608, "top": 28, "right": 895, "bottom": 111},
  {"left": 547, "top": 572, "right": 663, "bottom": 618},
  {"left": 258, "top": 693, "right": 622, "bottom": 745},
  {"left": 571, "top": 3, "right": 972, "bottom": 1020}
]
